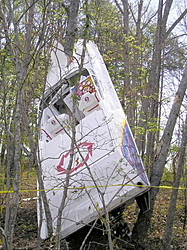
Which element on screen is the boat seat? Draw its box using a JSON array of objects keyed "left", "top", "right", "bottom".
[
  {"left": 43, "top": 113, "right": 69, "bottom": 136},
  {"left": 78, "top": 92, "right": 100, "bottom": 116}
]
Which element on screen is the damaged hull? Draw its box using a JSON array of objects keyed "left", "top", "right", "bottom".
[{"left": 38, "top": 40, "right": 150, "bottom": 239}]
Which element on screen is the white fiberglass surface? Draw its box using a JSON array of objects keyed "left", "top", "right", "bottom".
[{"left": 38, "top": 40, "right": 150, "bottom": 239}]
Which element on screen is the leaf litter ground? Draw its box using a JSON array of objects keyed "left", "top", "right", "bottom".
[{"left": 0, "top": 189, "right": 187, "bottom": 249}]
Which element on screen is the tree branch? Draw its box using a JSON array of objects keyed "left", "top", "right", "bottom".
[
  {"left": 61, "top": 0, "right": 69, "bottom": 14},
  {"left": 114, "top": 0, "right": 124, "bottom": 15},
  {"left": 166, "top": 8, "right": 187, "bottom": 38}
]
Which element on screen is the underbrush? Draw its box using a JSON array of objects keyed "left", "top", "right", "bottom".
[{"left": 0, "top": 173, "right": 187, "bottom": 249}]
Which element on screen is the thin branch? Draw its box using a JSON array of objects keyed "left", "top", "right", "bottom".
[
  {"left": 61, "top": 1, "right": 69, "bottom": 14},
  {"left": 16, "top": 0, "right": 39, "bottom": 24},
  {"left": 141, "top": 10, "right": 158, "bottom": 31},
  {"left": 79, "top": 219, "right": 98, "bottom": 250},
  {"left": 114, "top": 0, "right": 124, "bottom": 15},
  {"left": 128, "top": 2, "right": 137, "bottom": 24},
  {"left": 166, "top": 8, "right": 187, "bottom": 38}
]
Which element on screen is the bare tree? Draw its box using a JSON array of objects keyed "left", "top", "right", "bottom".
[
  {"left": 64, "top": 0, "right": 80, "bottom": 57},
  {"left": 132, "top": 63, "right": 187, "bottom": 242},
  {"left": 162, "top": 114, "right": 187, "bottom": 250},
  {"left": 111, "top": 0, "right": 187, "bottom": 244},
  {"left": 1, "top": 1, "right": 36, "bottom": 247},
  {"left": 0, "top": 0, "right": 55, "bottom": 248},
  {"left": 54, "top": 1, "right": 80, "bottom": 248}
]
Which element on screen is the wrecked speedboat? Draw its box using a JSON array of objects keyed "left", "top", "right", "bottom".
[{"left": 38, "top": 40, "right": 150, "bottom": 239}]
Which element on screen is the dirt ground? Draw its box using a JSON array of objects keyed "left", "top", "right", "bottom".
[
  {"left": 11, "top": 201, "right": 135, "bottom": 250},
  {"left": 1, "top": 189, "right": 187, "bottom": 250}
]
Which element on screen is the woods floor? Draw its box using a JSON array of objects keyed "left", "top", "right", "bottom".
[{"left": 0, "top": 186, "right": 187, "bottom": 249}]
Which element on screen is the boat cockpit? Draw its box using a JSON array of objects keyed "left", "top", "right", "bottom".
[{"left": 39, "top": 68, "right": 102, "bottom": 142}]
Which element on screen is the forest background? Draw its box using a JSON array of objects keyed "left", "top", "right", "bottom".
[{"left": 0, "top": 0, "right": 187, "bottom": 249}]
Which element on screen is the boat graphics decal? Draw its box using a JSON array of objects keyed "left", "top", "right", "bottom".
[
  {"left": 56, "top": 141, "right": 94, "bottom": 175},
  {"left": 121, "top": 119, "right": 148, "bottom": 185}
]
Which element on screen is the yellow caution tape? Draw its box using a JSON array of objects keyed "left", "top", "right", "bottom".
[{"left": 0, "top": 183, "right": 186, "bottom": 194}]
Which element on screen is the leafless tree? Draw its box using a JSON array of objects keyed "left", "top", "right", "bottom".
[
  {"left": 162, "top": 114, "right": 187, "bottom": 250},
  {"left": 132, "top": 63, "right": 187, "bottom": 242}
]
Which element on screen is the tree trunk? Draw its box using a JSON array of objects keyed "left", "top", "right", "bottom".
[
  {"left": 120, "top": 0, "right": 133, "bottom": 127},
  {"left": 132, "top": 63, "right": 187, "bottom": 242},
  {"left": 64, "top": 0, "right": 80, "bottom": 57},
  {"left": 22, "top": 106, "right": 53, "bottom": 240},
  {"left": 162, "top": 114, "right": 187, "bottom": 250},
  {"left": 54, "top": 1, "right": 80, "bottom": 248},
  {"left": 4, "top": 91, "right": 22, "bottom": 250},
  {"left": 2, "top": 1, "right": 36, "bottom": 248},
  {"left": 145, "top": 0, "right": 173, "bottom": 168},
  {"left": 55, "top": 95, "right": 77, "bottom": 250}
]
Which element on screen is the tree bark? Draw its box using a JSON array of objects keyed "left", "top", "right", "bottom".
[
  {"left": 120, "top": 0, "right": 133, "bottom": 126},
  {"left": 162, "top": 114, "right": 187, "bottom": 250},
  {"left": 132, "top": 63, "right": 187, "bottom": 242},
  {"left": 2, "top": 1, "right": 36, "bottom": 248},
  {"left": 55, "top": 95, "right": 77, "bottom": 250},
  {"left": 9, "top": 92, "right": 22, "bottom": 249},
  {"left": 54, "top": 1, "right": 80, "bottom": 248},
  {"left": 22, "top": 106, "right": 53, "bottom": 239},
  {"left": 64, "top": 0, "right": 80, "bottom": 57},
  {"left": 145, "top": 0, "right": 173, "bottom": 168}
]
